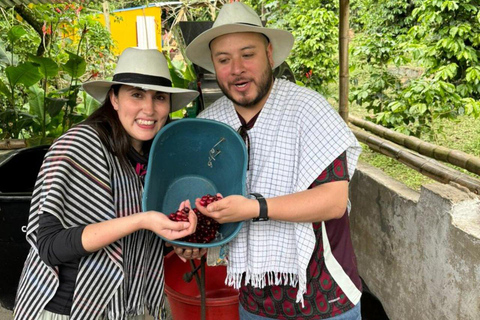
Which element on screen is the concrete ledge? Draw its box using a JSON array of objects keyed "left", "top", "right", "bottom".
[{"left": 350, "top": 161, "right": 480, "bottom": 320}]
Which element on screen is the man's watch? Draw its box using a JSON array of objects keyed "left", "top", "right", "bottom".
[{"left": 249, "top": 193, "right": 269, "bottom": 222}]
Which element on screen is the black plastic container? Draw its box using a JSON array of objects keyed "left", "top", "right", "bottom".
[{"left": 0, "top": 145, "right": 49, "bottom": 310}]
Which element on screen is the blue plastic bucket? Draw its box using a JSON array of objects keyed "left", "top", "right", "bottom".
[{"left": 143, "top": 118, "right": 247, "bottom": 248}]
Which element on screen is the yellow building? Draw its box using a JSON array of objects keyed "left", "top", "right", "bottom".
[{"left": 98, "top": 5, "right": 163, "bottom": 54}]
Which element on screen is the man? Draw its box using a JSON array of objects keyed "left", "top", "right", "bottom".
[{"left": 179, "top": 2, "right": 363, "bottom": 319}]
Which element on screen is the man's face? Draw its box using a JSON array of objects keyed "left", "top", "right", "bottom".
[{"left": 210, "top": 32, "right": 274, "bottom": 111}]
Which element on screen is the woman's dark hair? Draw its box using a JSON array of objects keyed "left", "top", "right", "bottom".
[{"left": 82, "top": 85, "right": 170, "bottom": 169}]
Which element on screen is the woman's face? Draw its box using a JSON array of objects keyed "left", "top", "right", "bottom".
[{"left": 110, "top": 85, "right": 170, "bottom": 153}]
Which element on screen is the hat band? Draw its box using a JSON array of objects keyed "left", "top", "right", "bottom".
[{"left": 113, "top": 73, "right": 172, "bottom": 88}]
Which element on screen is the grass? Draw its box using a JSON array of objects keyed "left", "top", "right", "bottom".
[
  {"left": 429, "top": 116, "right": 480, "bottom": 157},
  {"left": 350, "top": 106, "right": 479, "bottom": 191},
  {"left": 326, "top": 85, "right": 479, "bottom": 191},
  {"left": 357, "top": 143, "right": 435, "bottom": 190}
]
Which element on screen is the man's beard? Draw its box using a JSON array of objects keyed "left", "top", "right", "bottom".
[{"left": 217, "top": 65, "right": 273, "bottom": 108}]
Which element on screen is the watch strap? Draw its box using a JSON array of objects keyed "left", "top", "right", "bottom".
[{"left": 250, "top": 193, "right": 269, "bottom": 222}]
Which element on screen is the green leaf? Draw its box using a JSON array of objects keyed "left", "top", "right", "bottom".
[
  {"left": 450, "top": 26, "right": 458, "bottom": 37},
  {"left": 27, "top": 85, "right": 45, "bottom": 125},
  {"left": 466, "top": 67, "right": 480, "bottom": 84},
  {"left": 389, "top": 101, "right": 405, "bottom": 113},
  {"left": 167, "top": 58, "right": 189, "bottom": 89},
  {"left": 417, "top": 103, "right": 427, "bottom": 114},
  {"left": 67, "top": 112, "right": 85, "bottom": 125},
  {"left": 7, "top": 25, "right": 27, "bottom": 45},
  {"left": 29, "top": 55, "right": 59, "bottom": 78},
  {"left": 5, "top": 62, "right": 42, "bottom": 87},
  {"left": 15, "top": 111, "right": 35, "bottom": 130},
  {"left": 61, "top": 51, "right": 87, "bottom": 78},
  {"left": 0, "top": 79, "right": 11, "bottom": 98},
  {"left": 436, "top": 63, "right": 458, "bottom": 80},
  {"left": 81, "top": 94, "right": 100, "bottom": 116},
  {"left": 439, "top": 81, "right": 455, "bottom": 93},
  {"left": 45, "top": 97, "right": 67, "bottom": 117},
  {"left": 0, "top": 42, "right": 10, "bottom": 65}
]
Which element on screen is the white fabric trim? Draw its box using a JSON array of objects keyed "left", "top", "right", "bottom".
[{"left": 322, "top": 221, "right": 362, "bottom": 305}]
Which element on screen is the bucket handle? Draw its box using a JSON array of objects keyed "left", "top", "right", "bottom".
[
  {"left": 188, "top": 257, "right": 207, "bottom": 320},
  {"left": 208, "top": 137, "right": 225, "bottom": 168}
]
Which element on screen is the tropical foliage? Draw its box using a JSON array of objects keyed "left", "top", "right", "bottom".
[
  {"left": 1, "top": 0, "right": 479, "bottom": 144},
  {"left": 246, "top": 0, "right": 339, "bottom": 96},
  {"left": 245, "top": 0, "right": 480, "bottom": 138},
  {"left": 350, "top": 0, "right": 480, "bottom": 137},
  {"left": 0, "top": 3, "right": 115, "bottom": 143},
  {"left": 0, "top": 1, "right": 203, "bottom": 144}
]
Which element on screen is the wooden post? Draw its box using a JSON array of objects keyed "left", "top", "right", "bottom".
[
  {"left": 102, "top": 1, "right": 110, "bottom": 32},
  {"left": 339, "top": 0, "right": 350, "bottom": 122}
]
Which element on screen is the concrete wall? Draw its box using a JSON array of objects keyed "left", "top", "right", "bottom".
[{"left": 350, "top": 162, "right": 480, "bottom": 320}]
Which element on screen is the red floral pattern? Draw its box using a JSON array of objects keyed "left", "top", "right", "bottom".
[{"left": 239, "top": 152, "right": 356, "bottom": 319}]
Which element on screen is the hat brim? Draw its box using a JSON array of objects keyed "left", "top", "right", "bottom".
[
  {"left": 186, "top": 24, "right": 294, "bottom": 74},
  {"left": 82, "top": 80, "right": 199, "bottom": 112}
]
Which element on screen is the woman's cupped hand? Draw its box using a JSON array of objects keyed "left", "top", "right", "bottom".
[{"left": 143, "top": 200, "right": 197, "bottom": 240}]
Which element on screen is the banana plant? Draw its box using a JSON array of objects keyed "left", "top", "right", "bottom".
[
  {"left": 25, "top": 51, "right": 87, "bottom": 144},
  {"left": 61, "top": 50, "right": 87, "bottom": 132},
  {"left": 167, "top": 56, "right": 197, "bottom": 118},
  {"left": 0, "top": 25, "right": 40, "bottom": 139},
  {"left": 1, "top": 62, "right": 42, "bottom": 139},
  {"left": 28, "top": 54, "right": 61, "bottom": 140}
]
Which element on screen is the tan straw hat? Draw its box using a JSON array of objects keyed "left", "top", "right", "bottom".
[
  {"left": 82, "top": 47, "right": 199, "bottom": 112},
  {"left": 185, "top": 2, "right": 294, "bottom": 74}
]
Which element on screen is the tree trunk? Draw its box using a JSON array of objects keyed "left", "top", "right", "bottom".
[{"left": 14, "top": 4, "right": 50, "bottom": 57}]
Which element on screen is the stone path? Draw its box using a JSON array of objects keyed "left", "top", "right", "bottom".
[{"left": 0, "top": 307, "right": 12, "bottom": 320}]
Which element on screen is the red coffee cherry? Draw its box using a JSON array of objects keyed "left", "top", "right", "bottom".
[{"left": 168, "top": 194, "right": 222, "bottom": 243}]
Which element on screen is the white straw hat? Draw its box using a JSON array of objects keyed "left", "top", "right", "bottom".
[
  {"left": 185, "top": 2, "right": 294, "bottom": 74},
  {"left": 82, "top": 47, "right": 199, "bottom": 112}
]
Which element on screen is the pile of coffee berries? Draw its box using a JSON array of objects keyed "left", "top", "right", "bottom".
[
  {"left": 168, "top": 194, "right": 222, "bottom": 244},
  {"left": 168, "top": 207, "right": 191, "bottom": 222}
]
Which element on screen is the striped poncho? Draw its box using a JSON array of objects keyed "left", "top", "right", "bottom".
[{"left": 14, "top": 125, "right": 166, "bottom": 320}]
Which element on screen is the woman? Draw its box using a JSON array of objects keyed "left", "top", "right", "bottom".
[{"left": 14, "top": 48, "right": 199, "bottom": 320}]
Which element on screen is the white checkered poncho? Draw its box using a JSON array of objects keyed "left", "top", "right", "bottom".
[{"left": 198, "top": 79, "right": 362, "bottom": 304}]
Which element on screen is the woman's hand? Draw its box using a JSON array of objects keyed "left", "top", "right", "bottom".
[
  {"left": 195, "top": 194, "right": 257, "bottom": 223},
  {"left": 82, "top": 200, "right": 197, "bottom": 252},
  {"left": 165, "top": 198, "right": 207, "bottom": 261},
  {"left": 144, "top": 200, "right": 197, "bottom": 240}
]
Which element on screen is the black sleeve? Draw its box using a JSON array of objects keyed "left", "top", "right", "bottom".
[{"left": 37, "top": 213, "right": 90, "bottom": 267}]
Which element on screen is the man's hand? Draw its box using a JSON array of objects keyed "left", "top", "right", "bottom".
[
  {"left": 195, "top": 194, "right": 258, "bottom": 223},
  {"left": 166, "top": 243, "right": 207, "bottom": 262}
]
